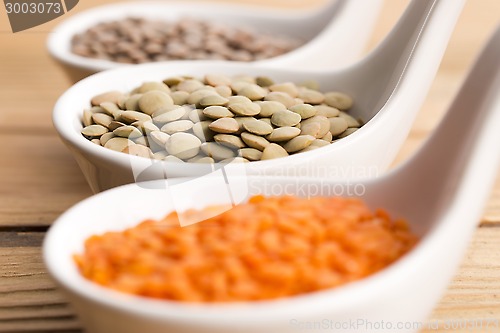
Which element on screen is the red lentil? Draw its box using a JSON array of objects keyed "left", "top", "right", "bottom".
[{"left": 75, "top": 195, "right": 417, "bottom": 302}]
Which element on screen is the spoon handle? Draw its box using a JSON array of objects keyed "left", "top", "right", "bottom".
[
  {"left": 398, "top": 26, "right": 500, "bottom": 223},
  {"left": 360, "top": 0, "right": 466, "bottom": 111},
  {"left": 257, "top": 0, "right": 384, "bottom": 69}
]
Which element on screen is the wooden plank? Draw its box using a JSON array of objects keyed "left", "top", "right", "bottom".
[
  {"left": 0, "top": 304, "right": 74, "bottom": 321},
  {"left": 484, "top": 177, "right": 500, "bottom": 223},
  {"left": 0, "top": 318, "right": 81, "bottom": 333},
  {"left": 0, "top": 231, "right": 45, "bottom": 248},
  {"left": 0, "top": 135, "right": 92, "bottom": 227},
  {"left": 0, "top": 36, "right": 68, "bottom": 132},
  {"left": 0, "top": 247, "right": 57, "bottom": 295},
  {"left": 0, "top": 242, "right": 48, "bottom": 299},
  {"left": 0, "top": 289, "right": 67, "bottom": 308},
  {"left": 422, "top": 228, "right": 500, "bottom": 333}
]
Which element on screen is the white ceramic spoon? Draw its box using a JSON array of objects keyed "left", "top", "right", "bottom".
[
  {"left": 44, "top": 26, "right": 500, "bottom": 333},
  {"left": 47, "top": 0, "right": 383, "bottom": 81},
  {"left": 53, "top": 0, "right": 465, "bottom": 192}
]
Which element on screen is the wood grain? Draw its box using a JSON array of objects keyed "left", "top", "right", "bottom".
[
  {"left": 0, "top": 135, "right": 91, "bottom": 227},
  {"left": 0, "top": 0, "right": 499, "bottom": 331}
]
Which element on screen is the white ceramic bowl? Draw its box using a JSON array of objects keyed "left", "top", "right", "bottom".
[
  {"left": 46, "top": 0, "right": 384, "bottom": 82},
  {"left": 52, "top": 0, "right": 465, "bottom": 193},
  {"left": 44, "top": 177, "right": 446, "bottom": 333},
  {"left": 45, "top": 24, "right": 500, "bottom": 333},
  {"left": 53, "top": 61, "right": 385, "bottom": 193}
]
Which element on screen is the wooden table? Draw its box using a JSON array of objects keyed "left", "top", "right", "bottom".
[{"left": 0, "top": 0, "right": 499, "bottom": 332}]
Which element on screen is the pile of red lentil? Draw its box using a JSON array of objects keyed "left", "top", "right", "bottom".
[{"left": 75, "top": 195, "right": 417, "bottom": 302}]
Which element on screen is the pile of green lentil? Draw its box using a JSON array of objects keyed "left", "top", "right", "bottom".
[{"left": 81, "top": 74, "right": 361, "bottom": 163}]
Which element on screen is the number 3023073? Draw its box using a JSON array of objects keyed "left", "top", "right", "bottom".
[{"left": 5, "top": 2, "right": 62, "bottom": 14}]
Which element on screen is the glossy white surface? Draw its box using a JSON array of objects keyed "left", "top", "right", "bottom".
[
  {"left": 53, "top": 0, "right": 465, "bottom": 193},
  {"left": 45, "top": 26, "right": 500, "bottom": 333},
  {"left": 47, "top": 0, "right": 383, "bottom": 81}
]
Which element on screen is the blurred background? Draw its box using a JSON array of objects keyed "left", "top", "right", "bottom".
[{"left": 0, "top": 0, "right": 499, "bottom": 332}]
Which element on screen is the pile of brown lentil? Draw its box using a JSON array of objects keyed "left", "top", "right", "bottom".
[
  {"left": 71, "top": 17, "right": 302, "bottom": 63},
  {"left": 81, "top": 74, "right": 362, "bottom": 163}
]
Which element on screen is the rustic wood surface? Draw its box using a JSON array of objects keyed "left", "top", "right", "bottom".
[{"left": 0, "top": 0, "right": 499, "bottom": 332}]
